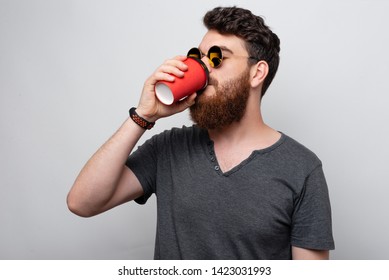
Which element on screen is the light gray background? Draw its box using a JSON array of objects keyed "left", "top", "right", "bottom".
[{"left": 1, "top": 0, "right": 388, "bottom": 260}]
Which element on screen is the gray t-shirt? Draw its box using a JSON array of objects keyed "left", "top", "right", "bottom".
[{"left": 126, "top": 125, "right": 334, "bottom": 259}]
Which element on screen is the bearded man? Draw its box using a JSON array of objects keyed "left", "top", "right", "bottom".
[{"left": 67, "top": 6, "right": 334, "bottom": 260}]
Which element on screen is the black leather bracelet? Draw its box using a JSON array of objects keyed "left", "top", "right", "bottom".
[{"left": 129, "top": 107, "right": 155, "bottom": 130}]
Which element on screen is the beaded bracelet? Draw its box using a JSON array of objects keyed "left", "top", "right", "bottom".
[{"left": 129, "top": 107, "right": 155, "bottom": 130}]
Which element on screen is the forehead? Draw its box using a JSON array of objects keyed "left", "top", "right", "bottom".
[{"left": 199, "top": 29, "right": 247, "bottom": 54}]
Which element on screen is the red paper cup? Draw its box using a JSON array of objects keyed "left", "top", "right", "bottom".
[{"left": 155, "top": 57, "right": 209, "bottom": 105}]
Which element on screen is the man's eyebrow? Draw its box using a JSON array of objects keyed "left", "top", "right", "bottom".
[
  {"left": 199, "top": 45, "right": 234, "bottom": 55},
  {"left": 219, "top": 45, "right": 234, "bottom": 54}
]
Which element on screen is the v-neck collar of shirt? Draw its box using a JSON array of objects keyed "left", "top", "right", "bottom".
[{"left": 199, "top": 127, "right": 287, "bottom": 177}]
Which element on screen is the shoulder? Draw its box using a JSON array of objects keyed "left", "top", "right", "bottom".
[
  {"left": 151, "top": 125, "right": 203, "bottom": 142},
  {"left": 146, "top": 125, "right": 205, "bottom": 151},
  {"left": 281, "top": 133, "right": 320, "bottom": 159},
  {"left": 277, "top": 133, "right": 323, "bottom": 173}
]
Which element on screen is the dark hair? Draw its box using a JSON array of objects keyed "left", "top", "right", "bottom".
[{"left": 203, "top": 6, "right": 280, "bottom": 97}]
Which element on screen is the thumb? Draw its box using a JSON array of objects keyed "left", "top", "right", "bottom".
[{"left": 176, "top": 93, "right": 197, "bottom": 112}]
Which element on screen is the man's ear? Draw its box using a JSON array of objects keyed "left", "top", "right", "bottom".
[{"left": 250, "top": 60, "right": 269, "bottom": 88}]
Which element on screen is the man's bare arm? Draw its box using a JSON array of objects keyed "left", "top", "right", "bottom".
[
  {"left": 67, "top": 118, "right": 146, "bottom": 217},
  {"left": 67, "top": 56, "right": 196, "bottom": 217},
  {"left": 292, "top": 246, "right": 329, "bottom": 260}
]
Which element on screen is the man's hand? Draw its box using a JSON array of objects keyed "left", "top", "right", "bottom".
[{"left": 136, "top": 55, "right": 197, "bottom": 122}]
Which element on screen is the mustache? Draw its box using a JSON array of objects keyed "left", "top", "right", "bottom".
[{"left": 196, "top": 77, "right": 218, "bottom": 96}]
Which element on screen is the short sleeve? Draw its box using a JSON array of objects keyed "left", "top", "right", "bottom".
[
  {"left": 291, "top": 164, "right": 335, "bottom": 250},
  {"left": 126, "top": 137, "right": 158, "bottom": 205}
]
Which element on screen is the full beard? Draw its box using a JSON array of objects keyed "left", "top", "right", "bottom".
[{"left": 189, "top": 68, "right": 251, "bottom": 130}]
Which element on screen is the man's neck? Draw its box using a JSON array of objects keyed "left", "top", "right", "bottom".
[
  {"left": 206, "top": 104, "right": 281, "bottom": 173},
  {"left": 207, "top": 102, "right": 280, "bottom": 148}
]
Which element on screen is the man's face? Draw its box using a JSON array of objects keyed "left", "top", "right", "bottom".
[
  {"left": 189, "top": 30, "right": 253, "bottom": 130},
  {"left": 189, "top": 68, "right": 250, "bottom": 130}
]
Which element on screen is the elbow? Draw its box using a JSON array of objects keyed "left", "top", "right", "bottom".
[{"left": 66, "top": 192, "right": 96, "bottom": 218}]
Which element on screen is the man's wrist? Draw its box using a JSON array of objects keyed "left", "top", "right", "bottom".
[
  {"left": 129, "top": 107, "right": 156, "bottom": 130},
  {"left": 134, "top": 107, "right": 158, "bottom": 123}
]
